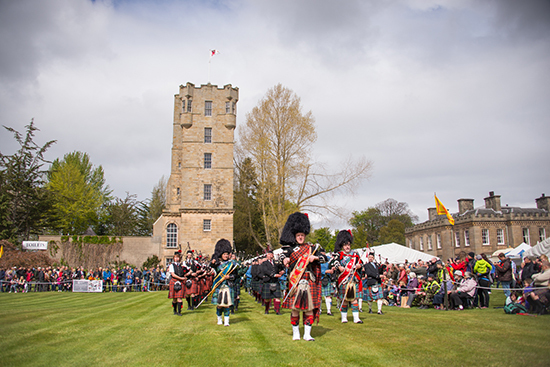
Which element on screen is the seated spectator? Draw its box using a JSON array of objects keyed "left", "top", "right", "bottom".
[
  {"left": 527, "top": 261, "right": 550, "bottom": 315},
  {"left": 418, "top": 274, "right": 440, "bottom": 309},
  {"left": 433, "top": 275, "right": 453, "bottom": 310},
  {"left": 449, "top": 271, "right": 477, "bottom": 310}
]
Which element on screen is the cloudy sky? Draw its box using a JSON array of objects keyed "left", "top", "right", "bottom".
[{"left": 1, "top": 0, "right": 549, "bottom": 229}]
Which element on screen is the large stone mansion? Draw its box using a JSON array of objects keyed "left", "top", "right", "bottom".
[{"left": 405, "top": 192, "right": 550, "bottom": 260}]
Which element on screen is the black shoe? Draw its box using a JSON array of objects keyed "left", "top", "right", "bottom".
[
  {"left": 176, "top": 312, "right": 183, "bottom": 316},
  {"left": 368, "top": 309, "right": 373, "bottom": 314},
  {"left": 327, "top": 312, "right": 333, "bottom": 316},
  {"left": 355, "top": 320, "right": 364, "bottom": 324},
  {"left": 377, "top": 311, "right": 384, "bottom": 315}
]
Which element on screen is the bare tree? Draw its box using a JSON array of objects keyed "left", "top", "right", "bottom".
[{"left": 238, "top": 84, "right": 372, "bottom": 248}]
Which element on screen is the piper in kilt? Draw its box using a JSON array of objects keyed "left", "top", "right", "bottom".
[
  {"left": 168, "top": 251, "right": 187, "bottom": 316},
  {"left": 260, "top": 250, "right": 285, "bottom": 314},
  {"left": 281, "top": 212, "right": 326, "bottom": 341},
  {"left": 321, "top": 253, "right": 337, "bottom": 316},
  {"left": 362, "top": 252, "right": 385, "bottom": 315},
  {"left": 333, "top": 230, "right": 363, "bottom": 324},
  {"left": 250, "top": 259, "right": 262, "bottom": 303},
  {"left": 210, "top": 239, "right": 238, "bottom": 326},
  {"left": 184, "top": 250, "right": 200, "bottom": 310}
]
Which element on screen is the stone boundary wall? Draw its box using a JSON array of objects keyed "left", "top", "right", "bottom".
[{"left": 39, "top": 235, "right": 158, "bottom": 268}]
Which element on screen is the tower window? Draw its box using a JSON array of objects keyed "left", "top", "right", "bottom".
[
  {"left": 187, "top": 99, "right": 192, "bottom": 112},
  {"left": 203, "top": 219, "right": 211, "bottom": 231},
  {"left": 232, "top": 102, "right": 236, "bottom": 114},
  {"left": 204, "top": 127, "right": 212, "bottom": 143},
  {"left": 205, "top": 101, "right": 212, "bottom": 116},
  {"left": 166, "top": 223, "right": 178, "bottom": 248},
  {"left": 455, "top": 231, "right": 460, "bottom": 247},
  {"left": 204, "top": 153, "right": 212, "bottom": 169},
  {"left": 226, "top": 101, "right": 231, "bottom": 114},
  {"left": 437, "top": 234, "right": 442, "bottom": 249},
  {"left": 204, "top": 184, "right": 212, "bottom": 200},
  {"left": 464, "top": 230, "right": 470, "bottom": 247}
]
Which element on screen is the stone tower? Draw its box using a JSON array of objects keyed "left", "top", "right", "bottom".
[{"left": 153, "top": 82, "right": 238, "bottom": 264}]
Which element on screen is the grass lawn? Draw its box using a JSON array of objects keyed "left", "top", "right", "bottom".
[{"left": 0, "top": 290, "right": 549, "bottom": 367}]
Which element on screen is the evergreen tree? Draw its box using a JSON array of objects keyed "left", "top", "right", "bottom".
[{"left": 0, "top": 120, "right": 56, "bottom": 241}]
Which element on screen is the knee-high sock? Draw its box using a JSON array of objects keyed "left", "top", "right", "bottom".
[
  {"left": 291, "top": 315, "right": 300, "bottom": 326},
  {"left": 325, "top": 297, "right": 332, "bottom": 312},
  {"left": 304, "top": 314, "right": 314, "bottom": 326},
  {"left": 177, "top": 301, "right": 182, "bottom": 314},
  {"left": 351, "top": 302, "right": 359, "bottom": 313},
  {"left": 264, "top": 299, "right": 271, "bottom": 313},
  {"left": 274, "top": 299, "right": 281, "bottom": 313},
  {"left": 224, "top": 307, "right": 231, "bottom": 317},
  {"left": 368, "top": 301, "right": 373, "bottom": 311},
  {"left": 216, "top": 308, "right": 223, "bottom": 316}
]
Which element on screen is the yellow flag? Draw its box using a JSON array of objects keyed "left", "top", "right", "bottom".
[
  {"left": 435, "top": 195, "right": 455, "bottom": 225},
  {"left": 0, "top": 245, "right": 3, "bottom": 259}
]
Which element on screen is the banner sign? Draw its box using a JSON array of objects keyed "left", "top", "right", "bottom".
[
  {"left": 22, "top": 241, "right": 48, "bottom": 250},
  {"left": 72, "top": 280, "right": 103, "bottom": 293}
]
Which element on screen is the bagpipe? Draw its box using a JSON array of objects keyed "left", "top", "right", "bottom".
[{"left": 195, "top": 260, "right": 239, "bottom": 309}]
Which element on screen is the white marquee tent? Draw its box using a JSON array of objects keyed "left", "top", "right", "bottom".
[
  {"left": 506, "top": 242, "right": 532, "bottom": 258},
  {"left": 356, "top": 243, "right": 436, "bottom": 264},
  {"left": 522, "top": 238, "right": 550, "bottom": 258}
]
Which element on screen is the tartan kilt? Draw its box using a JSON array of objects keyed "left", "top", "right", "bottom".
[
  {"left": 282, "top": 275, "right": 321, "bottom": 310},
  {"left": 251, "top": 279, "right": 261, "bottom": 293},
  {"left": 212, "top": 284, "right": 234, "bottom": 305},
  {"left": 362, "top": 285, "right": 384, "bottom": 301},
  {"left": 184, "top": 278, "right": 199, "bottom": 296},
  {"left": 232, "top": 281, "right": 241, "bottom": 297},
  {"left": 168, "top": 278, "right": 184, "bottom": 299},
  {"left": 321, "top": 282, "right": 335, "bottom": 298},
  {"left": 261, "top": 282, "right": 281, "bottom": 299}
]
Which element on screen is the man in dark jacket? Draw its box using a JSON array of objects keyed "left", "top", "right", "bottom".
[
  {"left": 495, "top": 253, "right": 512, "bottom": 300},
  {"left": 259, "top": 250, "right": 284, "bottom": 314},
  {"left": 521, "top": 257, "right": 537, "bottom": 283}
]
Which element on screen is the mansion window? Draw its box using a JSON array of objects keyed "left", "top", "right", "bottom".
[
  {"left": 427, "top": 235, "right": 433, "bottom": 250},
  {"left": 187, "top": 99, "right": 192, "bottom": 112},
  {"left": 165, "top": 257, "right": 174, "bottom": 267},
  {"left": 419, "top": 237, "right": 424, "bottom": 251},
  {"left": 497, "top": 229, "right": 505, "bottom": 245},
  {"left": 232, "top": 102, "right": 236, "bottom": 114},
  {"left": 204, "top": 127, "right": 212, "bottom": 143},
  {"left": 455, "top": 231, "right": 460, "bottom": 247},
  {"left": 464, "top": 230, "right": 470, "bottom": 247},
  {"left": 204, "top": 153, "right": 212, "bottom": 169},
  {"left": 166, "top": 223, "right": 178, "bottom": 248},
  {"left": 205, "top": 101, "right": 212, "bottom": 116},
  {"left": 409, "top": 239, "right": 413, "bottom": 249},
  {"left": 203, "top": 219, "right": 212, "bottom": 231},
  {"left": 437, "top": 234, "right": 442, "bottom": 249},
  {"left": 482, "top": 229, "right": 490, "bottom": 246},
  {"left": 523, "top": 228, "right": 530, "bottom": 245},
  {"left": 226, "top": 101, "right": 231, "bottom": 113},
  {"left": 204, "top": 184, "right": 212, "bottom": 201},
  {"left": 540, "top": 228, "right": 547, "bottom": 242}
]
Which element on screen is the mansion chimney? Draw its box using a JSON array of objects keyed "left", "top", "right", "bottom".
[
  {"left": 536, "top": 193, "right": 549, "bottom": 212},
  {"left": 458, "top": 198, "right": 474, "bottom": 215},
  {"left": 428, "top": 207, "right": 437, "bottom": 221},
  {"left": 484, "top": 191, "right": 501, "bottom": 212}
]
